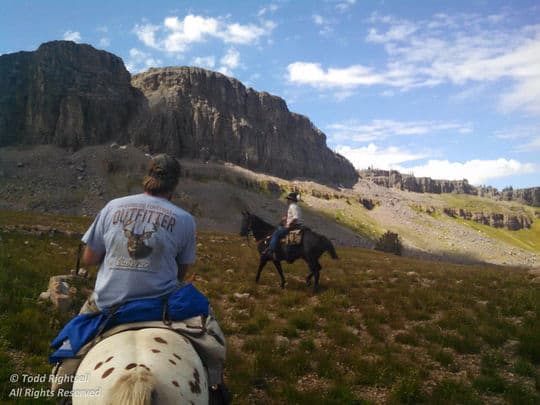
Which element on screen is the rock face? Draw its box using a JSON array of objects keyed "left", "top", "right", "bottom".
[
  {"left": 359, "top": 169, "right": 474, "bottom": 194},
  {"left": 0, "top": 42, "right": 358, "bottom": 186},
  {"left": 416, "top": 205, "right": 533, "bottom": 231},
  {"left": 360, "top": 169, "right": 539, "bottom": 207},
  {"left": 478, "top": 186, "right": 540, "bottom": 207},
  {"left": 0, "top": 41, "right": 142, "bottom": 148},
  {"left": 131, "top": 67, "right": 357, "bottom": 186}
]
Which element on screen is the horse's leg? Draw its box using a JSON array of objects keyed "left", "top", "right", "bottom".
[
  {"left": 272, "top": 260, "right": 286, "bottom": 289},
  {"left": 255, "top": 256, "right": 269, "bottom": 284},
  {"left": 305, "top": 258, "right": 322, "bottom": 293},
  {"left": 305, "top": 271, "right": 313, "bottom": 286},
  {"left": 312, "top": 260, "right": 322, "bottom": 293},
  {"left": 256, "top": 255, "right": 269, "bottom": 284}
]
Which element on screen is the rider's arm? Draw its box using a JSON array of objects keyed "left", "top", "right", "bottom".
[{"left": 81, "top": 245, "right": 105, "bottom": 266}]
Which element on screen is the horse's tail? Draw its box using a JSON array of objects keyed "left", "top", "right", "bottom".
[
  {"left": 324, "top": 237, "right": 339, "bottom": 260},
  {"left": 109, "top": 369, "right": 157, "bottom": 405}
]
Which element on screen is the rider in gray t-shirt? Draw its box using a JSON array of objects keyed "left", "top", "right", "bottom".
[{"left": 81, "top": 154, "right": 195, "bottom": 310}]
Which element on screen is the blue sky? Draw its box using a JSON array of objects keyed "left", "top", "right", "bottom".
[{"left": 1, "top": 0, "right": 539, "bottom": 189}]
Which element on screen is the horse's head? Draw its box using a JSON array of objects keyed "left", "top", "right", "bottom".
[
  {"left": 239, "top": 210, "right": 251, "bottom": 237},
  {"left": 240, "top": 210, "right": 275, "bottom": 241}
]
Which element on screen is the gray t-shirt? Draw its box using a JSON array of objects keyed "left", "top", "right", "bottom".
[{"left": 82, "top": 193, "right": 196, "bottom": 310}]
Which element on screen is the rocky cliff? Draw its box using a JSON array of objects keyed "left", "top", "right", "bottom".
[
  {"left": 478, "top": 186, "right": 540, "bottom": 207},
  {"left": 130, "top": 67, "right": 357, "bottom": 186},
  {"left": 0, "top": 41, "right": 142, "bottom": 148},
  {"left": 359, "top": 169, "right": 539, "bottom": 207},
  {"left": 0, "top": 41, "right": 358, "bottom": 186},
  {"left": 359, "top": 169, "right": 475, "bottom": 194}
]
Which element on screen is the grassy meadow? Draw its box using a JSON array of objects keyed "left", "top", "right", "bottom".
[{"left": 0, "top": 210, "right": 539, "bottom": 404}]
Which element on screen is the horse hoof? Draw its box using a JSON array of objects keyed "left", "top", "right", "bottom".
[{"left": 280, "top": 282, "right": 286, "bottom": 289}]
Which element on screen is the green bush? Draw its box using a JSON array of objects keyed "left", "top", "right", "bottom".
[{"left": 375, "top": 231, "right": 402, "bottom": 255}]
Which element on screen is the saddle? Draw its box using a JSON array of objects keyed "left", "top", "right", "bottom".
[{"left": 285, "top": 228, "right": 303, "bottom": 246}]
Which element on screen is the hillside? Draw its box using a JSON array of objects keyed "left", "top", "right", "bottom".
[
  {"left": 0, "top": 211, "right": 539, "bottom": 404},
  {"left": 0, "top": 144, "right": 538, "bottom": 268}
]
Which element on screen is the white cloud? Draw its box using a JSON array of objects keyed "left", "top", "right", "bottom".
[
  {"left": 63, "top": 31, "right": 81, "bottom": 42},
  {"left": 396, "top": 159, "right": 538, "bottom": 185},
  {"left": 218, "top": 66, "right": 233, "bottom": 76},
  {"left": 336, "top": 0, "right": 356, "bottom": 11},
  {"left": 98, "top": 37, "right": 110, "bottom": 47},
  {"left": 220, "top": 23, "right": 266, "bottom": 44},
  {"left": 312, "top": 14, "right": 335, "bottom": 36},
  {"left": 258, "top": 4, "right": 278, "bottom": 17},
  {"left": 288, "top": 14, "right": 540, "bottom": 114},
  {"left": 313, "top": 15, "right": 326, "bottom": 26},
  {"left": 499, "top": 75, "right": 540, "bottom": 114},
  {"left": 336, "top": 144, "right": 427, "bottom": 169},
  {"left": 220, "top": 48, "right": 240, "bottom": 69},
  {"left": 192, "top": 56, "right": 216, "bottom": 69},
  {"left": 134, "top": 23, "right": 160, "bottom": 48},
  {"left": 518, "top": 135, "right": 540, "bottom": 151},
  {"left": 366, "top": 22, "right": 417, "bottom": 43},
  {"left": 287, "top": 62, "right": 384, "bottom": 88},
  {"left": 494, "top": 125, "right": 540, "bottom": 152},
  {"left": 328, "top": 119, "right": 472, "bottom": 143},
  {"left": 125, "top": 48, "right": 162, "bottom": 73},
  {"left": 134, "top": 14, "right": 274, "bottom": 54},
  {"left": 338, "top": 144, "right": 538, "bottom": 185}
]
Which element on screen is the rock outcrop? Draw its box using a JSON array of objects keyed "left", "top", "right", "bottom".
[
  {"left": 360, "top": 169, "right": 539, "bottom": 207},
  {"left": 131, "top": 67, "right": 357, "bottom": 186},
  {"left": 0, "top": 42, "right": 358, "bottom": 187},
  {"left": 478, "top": 186, "right": 540, "bottom": 207},
  {"left": 415, "top": 205, "right": 533, "bottom": 231},
  {"left": 0, "top": 41, "right": 143, "bottom": 148},
  {"left": 359, "top": 169, "right": 475, "bottom": 194}
]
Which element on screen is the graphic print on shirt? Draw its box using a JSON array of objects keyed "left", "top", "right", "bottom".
[
  {"left": 122, "top": 219, "right": 158, "bottom": 260},
  {"left": 106, "top": 203, "right": 179, "bottom": 270}
]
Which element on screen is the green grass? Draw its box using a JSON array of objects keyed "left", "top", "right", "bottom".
[
  {"left": 1, "top": 209, "right": 540, "bottom": 404},
  {"left": 0, "top": 229, "right": 95, "bottom": 403},
  {"left": 454, "top": 216, "right": 540, "bottom": 253},
  {"left": 439, "top": 193, "right": 532, "bottom": 215}
]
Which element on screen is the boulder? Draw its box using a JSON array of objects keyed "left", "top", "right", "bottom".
[{"left": 38, "top": 291, "right": 51, "bottom": 302}]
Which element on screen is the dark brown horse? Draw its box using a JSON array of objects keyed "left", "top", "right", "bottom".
[{"left": 240, "top": 210, "right": 338, "bottom": 292}]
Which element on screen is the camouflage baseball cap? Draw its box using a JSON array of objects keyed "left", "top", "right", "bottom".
[
  {"left": 147, "top": 153, "right": 181, "bottom": 181},
  {"left": 143, "top": 153, "right": 181, "bottom": 194}
]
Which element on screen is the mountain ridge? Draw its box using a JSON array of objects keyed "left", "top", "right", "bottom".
[
  {"left": 0, "top": 41, "right": 357, "bottom": 186},
  {"left": 359, "top": 168, "right": 540, "bottom": 207}
]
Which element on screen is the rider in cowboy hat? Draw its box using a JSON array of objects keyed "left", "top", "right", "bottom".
[{"left": 265, "top": 192, "right": 303, "bottom": 259}]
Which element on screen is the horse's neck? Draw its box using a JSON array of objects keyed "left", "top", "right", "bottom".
[{"left": 252, "top": 217, "right": 275, "bottom": 240}]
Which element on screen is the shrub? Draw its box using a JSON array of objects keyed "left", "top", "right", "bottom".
[{"left": 375, "top": 231, "right": 402, "bottom": 255}]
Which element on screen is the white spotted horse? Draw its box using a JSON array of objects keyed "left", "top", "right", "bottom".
[
  {"left": 240, "top": 210, "right": 338, "bottom": 292},
  {"left": 73, "top": 327, "right": 208, "bottom": 404}
]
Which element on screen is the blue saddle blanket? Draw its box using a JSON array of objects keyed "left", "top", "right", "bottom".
[{"left": 49, "top": 284, "right": 209, "bottom": 364}]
